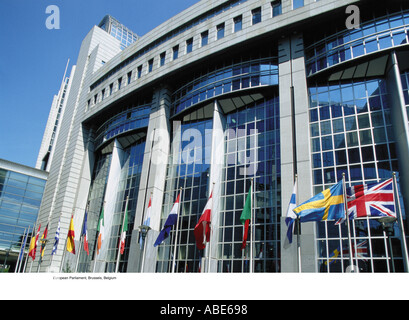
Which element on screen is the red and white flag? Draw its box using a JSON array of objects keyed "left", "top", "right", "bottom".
[
  {"left": 194, "top": 192, "right": 212, "bottom": 250},
  {"left": 119, "top": 198, "right": 129, "bottom": 255}
]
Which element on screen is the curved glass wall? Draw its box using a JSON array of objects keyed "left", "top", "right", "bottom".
[
  {"left": 400, "top": 70, "right": 409, "bottom": 123},
  {"left": 105, "top": 140, "right": 146, "bottom": 272},
  {"left": 77, "top": 139, "right": 146, "bottom": 273},
  {"left": 76, "top": 152, "right": 111, "bottom": 272},
  {"left": 94, "top": 104, "right": 151, "bottom": 149},
  {"left": 156, "top": 119, "right": 212, "bottom": 273},
  {"left": 305, "top": 10, "right": 409, "bottom": 76},
  {"left": 219, "top": 96, "right": 281, "bottom": 273},
  {"left": 171, "top": 58, "right": 279, "bottom": 117},
  {"left": 308, "top": 77, "right": 406, "bottom": 272}
]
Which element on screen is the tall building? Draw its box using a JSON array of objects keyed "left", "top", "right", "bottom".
[
  {"left": 98, "top": 15, "right": 139, "bottom": 50},
  {"left": 33, "top": 0, "right": 409, "bottom": 273},
  {"left": 0, "top": 159, "right": 47, "bottom": 272}
]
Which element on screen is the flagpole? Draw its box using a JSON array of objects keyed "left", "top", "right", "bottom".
[
  {"left": 116, "top": 196, "right": 129, "bottom": 273},
  {"left": 15, "top": 228, "right": 27, "bottom": 273},
  {"left": 23, "top": 226, "right": 35, "bottom": 273},
  {"left": 29, "top": 223, "right": 39, "bottom": 273},
  {"left": 250, "top": 178, "right": 254, "bottom": 274},
  {"left": 172, "top": 188, "right": 182, "bottom": 273},
  {"left": 206, "top": 183, "right": 215, "bottom": 273},
  {"left": 140, "top": 192, "right": 153, "bottom": 273},
  {"left": 342, "top": 173, "right": 354, "bottom": 272},
  {"left": 60, "top": 209, "right": 75, "bottom": 273},
  {"left": 294, "top": 175, "right": 302, "bottom": 273},
  {"left": 392, "top": 172, "right": 409, "bottom": 272},
  {"left": 19, "top": 226, "right": 30, "bottom": 273},
  {"left": 93, "top": 201, "right": 105, "bottom": 273}
]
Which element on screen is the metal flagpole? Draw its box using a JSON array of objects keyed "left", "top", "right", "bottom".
[
  {"left": 15, "top": 228, "right": 27, "bottom": 273},
  {"left": 93, "top": 201, "right": 105, "bottom": 273},
  {"left": 250, "top": 178, "right": 254, "bottom": 273},
  {"left": 116, "top": 196, "right": 129, "bottom": 273},
  {"left": 392, "top": 172, "right": 409, "bottom": 272},
  {"left": 172, "top": 188, "right": 183, "bottom": 273},
  {"left": 343, "top": 173, "right": 355, "bottom": 272},
  {"left": 140, "top": 192, "right": 153, "bottom": 273},
  {"left": 293, "top": 174, "right": 301, "bottom": 273},
  {"left": 60, "top": 209, "right": 75, "bottom": 273},
  {"left": 75, "top": 204, "right": 89, "bottom": 273},
  {"left": 206, "top": 183, "right": 215, "bottom": 273},
  {"left": 19, "top": 226, "right": 30, "bottom": 273},
  {"left": 23, "top": 226, "right": 34, "bottom": 273}
]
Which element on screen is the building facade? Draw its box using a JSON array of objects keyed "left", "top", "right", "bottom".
[
  {"left": 32, "top": 0, "right": 409, "bottom": 273},
  {"left": 0, "top": 159, "right": 47, "bottom": 272}
]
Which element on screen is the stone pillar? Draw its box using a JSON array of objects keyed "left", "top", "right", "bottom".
[
  {"left": 279, "top": 33, "right": 316, "bottom": 272},
  {"left": 127, "top": 86, "right": 172, "bottom": 272}
]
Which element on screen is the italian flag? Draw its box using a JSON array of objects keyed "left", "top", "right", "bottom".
[
  {"left": 119, "top": 198, "right": 129, "bottom": 255},
  {"left": 96, "top": 207, "right": 104, "bottom": 255},
  {"left": 240, "top": 185, "right": 252, "bottom": 250}
]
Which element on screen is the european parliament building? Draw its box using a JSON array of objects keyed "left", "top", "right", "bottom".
[{"left": 31, "top": 0, "right": 409, "bottom": 273}]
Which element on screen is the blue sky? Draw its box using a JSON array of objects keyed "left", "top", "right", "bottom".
[{"left": 0, "top": 0, "right": 199, "bottom": 168}]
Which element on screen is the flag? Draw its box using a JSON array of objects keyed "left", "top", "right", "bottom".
[
  {"left": 18, "top": 227, "right": 29, "bottom": 264},
  {"left": 39, "top": 224, "right": 49, "bottom": 262},
  {"left": 119, "top": 198, "right": 129, "bottom": 255},
  {"left": 285, "top": 179, "right": 298, "bottom": 244},
  {"left": 96, "top": 206, "right": 105, "bottom": 255},
  {"left": 325, "top": 240, "right": 368, "bottom": 266},
  {"left": 240, "top": 185, "right": 252, "bottom": 250},
  {"left": 28, "top": 224, "right": 41, "bottom": 261},
  {"left": 293, "top": 180, "right": 345, "bottom": 223},
  {"left": 66, "top": 215, "right": 76, "bottom": 254},
  {"left": 82, "top": 210, "right": 89, "bottom": 255},
  {"left": 347, "top": 178, "right": 396, "bottom": 219},
  {"left": 140, "top": 195, "right": 152, "bottom": 249},
  {"left": 194, "top": 192, "right": 212, "bottom": 250},
  {"left": 52, "top": 218, "right": 60, "bottom": 255},
  {"left": 143, "top": 196, "right": 152, "bottom": 227},
  {"left": 154, "top": 192, "right": 181, "bottom": 247}
]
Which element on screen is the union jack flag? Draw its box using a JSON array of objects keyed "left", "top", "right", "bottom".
[{"left": 347, "top": 179, "right": 396, "bottom": 219}]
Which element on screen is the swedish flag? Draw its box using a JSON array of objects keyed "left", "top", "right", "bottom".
[{"left": 293, "top": 180, "right": 345, "bottom": 223}]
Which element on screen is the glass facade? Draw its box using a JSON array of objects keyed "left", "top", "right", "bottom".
[
  {"left": 94, "top": 103, "right": 151, "bottom": 149},
  {"left": 156, "top": 119, "right": 213, "bottom": 273},
  {"left": 306, "top": 10, "right": 409, "bottom": 76},
  {"left": 219, "top": 96, "right": 281, "bottom": 273},
  {"left": 0, "top": 166, "right": 46, "bottom": 271},
  {"left": 37, "top": 0, "right": 409, "bottom": 276},
  {"left": 171, "top": 58, "right": 278, "bottom": 117},
  {"left": 76, "top": 152, "right": 111, "bottom": 272},
  {"left": 98, "top": 15, "right": 138, "bottom": 50},
  {"left": 305, "top": 5, "right": 409, "bottom": 272},
  {"left": 309, "top": 78, "right": 397, "bottom": 194},
  {"left": 400, "top": 71, "right": 409, "bottom": 122},
  {"left": 77, "top": 139, "right": 146, "bottom": 273},
  {"left": 308, "top": 78, "right": 405, "bottom": 272}
]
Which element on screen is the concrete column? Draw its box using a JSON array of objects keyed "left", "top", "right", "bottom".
[
  {"left": 127, "top": 86, "right": 172, "bottom": 272},
  {"left": 385, "top": 51, "right": 409, "bottom": 227},
  {"left": 279, "top": 33, "right": 316, "bottom": 272},
  {"left": 207, "top": 100, "right": 226, "bottom": 272}
]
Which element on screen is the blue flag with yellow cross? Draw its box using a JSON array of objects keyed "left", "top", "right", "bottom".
[{"left": 293, "top": 180, "right": 345, "bottom": 223}]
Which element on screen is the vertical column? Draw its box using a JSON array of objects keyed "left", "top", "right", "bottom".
[
  {"left": 386, "top": 51, "right": 409, "bottom": 229},
  {"left": 92, "top": 139, "right": 126, "bottom": 273},
  {"left": 279, "top": 33, "right": 316, "bottom": 272},
  {"left": 207, "top": 100, "right": 226, "bottom": 272},
  {"left": 127, "top": 86, "right": 172, "bottom": 272}
]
